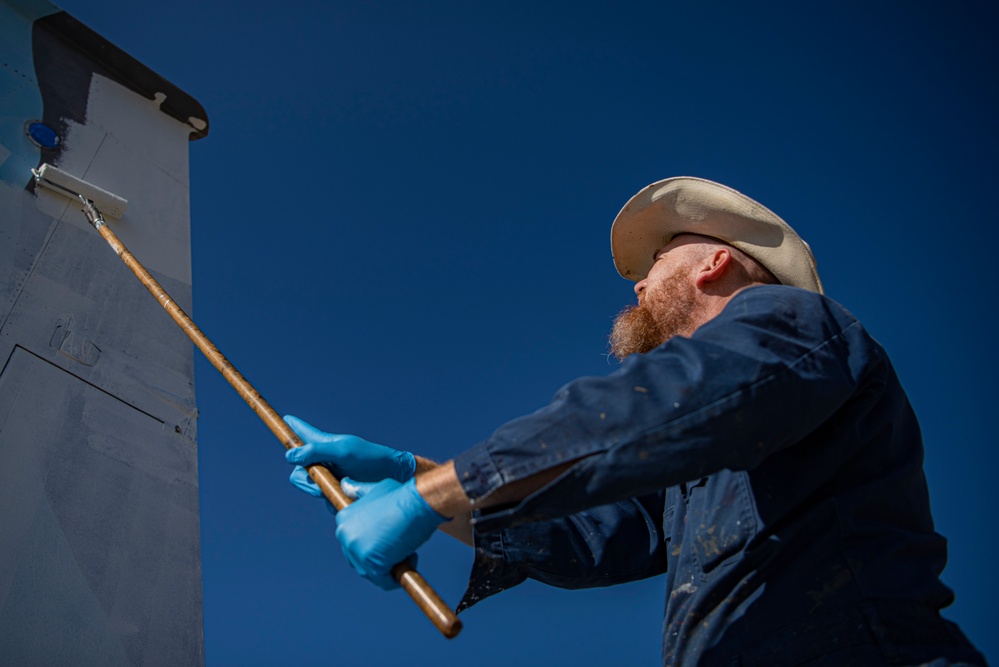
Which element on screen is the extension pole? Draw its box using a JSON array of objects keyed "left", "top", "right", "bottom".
[{"left": 77, "top": 196, "right": 462, "bottom": 639}]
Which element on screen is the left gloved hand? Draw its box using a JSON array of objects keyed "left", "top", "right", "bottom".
[
  {"left": 283, "top": 415, "right": 416, "bottom": 501},
  {"left": 335, "top": 477, "right": 447, "bottom": 590}
]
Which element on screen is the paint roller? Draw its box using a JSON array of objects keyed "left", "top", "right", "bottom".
[
  {"left": 32, "top": 163, "right": 129, "bottom": 219},
  {"left": 31, "top": 163, "right": 463, "bottom": 639}
]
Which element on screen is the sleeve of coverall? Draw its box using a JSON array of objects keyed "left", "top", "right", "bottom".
[
  {"left": 454, "top": 285, "right": 883, "bottom": 534},
  {"left": 457, "top": 492, "right": 669, "bottom": 611}
]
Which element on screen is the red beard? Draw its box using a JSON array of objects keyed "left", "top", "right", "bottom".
[{"left": 609, "top": 268, "right": 696, "bottom": 360}]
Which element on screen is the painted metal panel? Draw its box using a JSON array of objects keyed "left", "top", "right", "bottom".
[
  {"left": 0, "top": 1, "right": 208, "bottom": 662},
  {"left": 0, "top": 347, "right": 202, "bottom": 665}
]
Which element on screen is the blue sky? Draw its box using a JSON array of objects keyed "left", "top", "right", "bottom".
[{"left": 54, "top": 1, "right": 997, "bottom": 664}]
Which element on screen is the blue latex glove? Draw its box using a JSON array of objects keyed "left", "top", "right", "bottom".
[
  {"left": 283, "top": 415, "right": 416, "bottom": 498},
  {"left": 335, "top": 477, "right": 446, "bottom": 590}
]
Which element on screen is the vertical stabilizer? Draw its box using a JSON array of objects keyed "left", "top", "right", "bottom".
[{"left": 0, "top": 2, "right": 207, "bottom": 664}]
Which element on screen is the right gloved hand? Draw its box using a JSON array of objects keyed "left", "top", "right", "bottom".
[
  {"left": 335, "top": 477, "right": 446, "bottom": 590},
  {"left": 283, "top": 415, "right": 416, "bottom": 499}
]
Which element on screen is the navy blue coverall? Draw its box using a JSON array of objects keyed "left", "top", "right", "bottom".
[{"left": 453, "top": 286, "right": 985, "bottom": 666}]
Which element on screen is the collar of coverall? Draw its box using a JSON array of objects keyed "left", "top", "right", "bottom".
[{"left": 610, "top": 177, "right": 824, "bottom": 294}]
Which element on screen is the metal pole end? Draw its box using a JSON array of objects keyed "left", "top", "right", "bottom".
[{"left": 78, "top": 195, "right": 106, "bottom": 228}]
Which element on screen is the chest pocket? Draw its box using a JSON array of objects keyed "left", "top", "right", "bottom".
[{"left": 683, "top": 469, "right": 758, "bottom": 577}]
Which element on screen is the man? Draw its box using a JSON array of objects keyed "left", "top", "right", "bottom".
[{"left": 284, "top": 177, "right": 985, "bottom": 665}]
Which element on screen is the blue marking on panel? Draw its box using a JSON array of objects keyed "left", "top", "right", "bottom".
[
  {"left": 0, "top": 0, "right": 59, "bottom": 187},
  {"left": 26, "top": 121, "right": 59, "bottom": 149}
]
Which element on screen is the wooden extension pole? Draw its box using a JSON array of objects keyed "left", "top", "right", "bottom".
[{"left": 79, "top": 198, "right": 462, "bottom": 639}]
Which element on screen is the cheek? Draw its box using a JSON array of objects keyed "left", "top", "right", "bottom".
[
  {"left": 645, "top": 261, "right": 674, "bottom": 289},
  {"left": 645, "top": 262, "right": 665, "bottom": 284}
]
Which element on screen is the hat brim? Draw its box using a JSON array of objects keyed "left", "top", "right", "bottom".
[{"left": 610, "top": 177, "right": 823, "bottom": 294}]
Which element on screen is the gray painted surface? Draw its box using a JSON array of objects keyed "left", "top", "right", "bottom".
[
  {"left": 0, "top": 347, "right": 201, "bottom": 665},
  {"left": 1, "top": 1, "right": 207, "bottom": 662}
]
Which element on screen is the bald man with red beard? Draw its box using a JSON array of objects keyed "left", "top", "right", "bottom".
[
  {"left": 284, "top": 178, "right": 986, "bottom": 666},
  {"left": 610, "top": 233, "right": 780, "bottom": 358}
]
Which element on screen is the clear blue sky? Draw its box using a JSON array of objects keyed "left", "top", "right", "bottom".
[{"left": 55, "top": 1, "right": 998, "bottom": 664}]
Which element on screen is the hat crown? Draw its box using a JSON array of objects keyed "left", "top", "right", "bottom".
[{"left": 611, "top": 177, "right": 823, "bottom": 294}]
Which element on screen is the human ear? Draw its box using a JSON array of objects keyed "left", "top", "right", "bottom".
[{"left": 694, "top": 248, "right": 731, "bottom": 288}]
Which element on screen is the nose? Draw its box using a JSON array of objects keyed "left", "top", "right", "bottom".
[{"left": 633, "top": 279, "right": 647, "bottom": 297}]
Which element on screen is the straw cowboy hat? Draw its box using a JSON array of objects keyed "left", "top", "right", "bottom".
[{"left": 611, "top": 177, "right": 823, "bottom": 294}]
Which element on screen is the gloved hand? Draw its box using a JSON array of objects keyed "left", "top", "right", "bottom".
[
  {"left": 335, "top": 477, "right": 447, "bottom": 590},
  {"left": 283, "top": 415, "right": 416, "bottom": 498}
]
